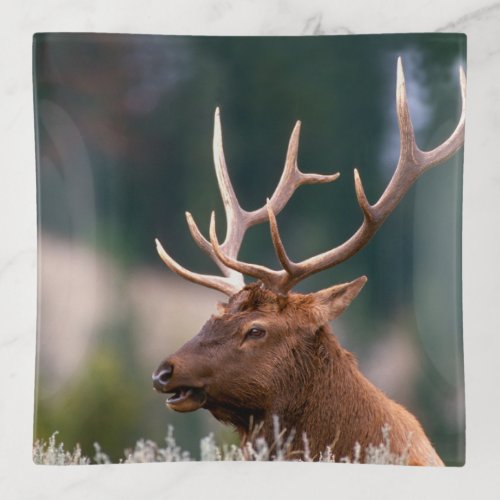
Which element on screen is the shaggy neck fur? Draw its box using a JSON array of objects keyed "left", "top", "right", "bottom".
[
  {"left": 232, "top": 323, "right": 442, "bottom": 465},
  {"left": 208, "top": 284, "right": 442, "bottom": 465}
]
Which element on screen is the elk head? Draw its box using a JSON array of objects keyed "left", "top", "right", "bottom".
[
  {"left": 152, "top": 58, "right": 465, "bottom": 459},
  {"left": 152, "top": 277, "right": 366, "bottom": 421}
]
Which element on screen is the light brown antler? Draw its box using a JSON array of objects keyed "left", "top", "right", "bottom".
[
  {"left": 209, "top": 57, "right": 466, "bottom": 293},
  {"left": 156, "top": 108, "right": 339, "bottom": 295}
]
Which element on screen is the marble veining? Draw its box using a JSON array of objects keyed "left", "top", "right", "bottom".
[{"left": 436, "top": 1, "right": 500, "bottom": 31}]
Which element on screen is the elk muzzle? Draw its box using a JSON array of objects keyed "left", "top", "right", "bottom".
[{"left": 152, "top": 359, "right": 207, "bottom": 413}]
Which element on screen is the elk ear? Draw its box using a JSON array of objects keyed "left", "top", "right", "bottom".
[{"left": 312, "top": 276, "right": 367, "bottom": 321}]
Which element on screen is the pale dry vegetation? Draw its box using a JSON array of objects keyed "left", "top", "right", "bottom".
[{"left": 33, "top": 421, "right": 410, "bottom": 466}]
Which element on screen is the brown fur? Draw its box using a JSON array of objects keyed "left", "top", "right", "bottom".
[{"left": 155, "top": 281, "right": 443, "bottom": 466}]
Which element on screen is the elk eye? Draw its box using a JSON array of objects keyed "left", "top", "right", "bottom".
[{"left": 245, "top": 327, "right": 266, "bottom": 340}]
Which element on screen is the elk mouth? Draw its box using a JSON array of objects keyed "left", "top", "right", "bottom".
[{"left": 166, "top": 387, "right": 207, "bottom": 412}]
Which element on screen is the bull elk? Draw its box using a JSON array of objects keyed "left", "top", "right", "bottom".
[{"left": 152, "top": 58, "right": 466, "bottom": 465}]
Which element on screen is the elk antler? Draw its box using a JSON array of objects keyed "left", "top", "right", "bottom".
[
  {"left": 156, "top": 108, "right": 340, "bottom": 295},
  {"left": 208, "top": 57, "right": 466, "bottom": 293}
]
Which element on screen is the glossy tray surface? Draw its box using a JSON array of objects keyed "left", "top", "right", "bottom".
[{"left": 33, "top": 33, "right": 466, "bottom": 465}]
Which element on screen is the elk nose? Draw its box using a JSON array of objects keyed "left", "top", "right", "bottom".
[{"left": 152, "top": 363, "right": 173, "bottom": 392}]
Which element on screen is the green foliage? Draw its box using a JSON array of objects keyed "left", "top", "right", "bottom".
[
  {"left": 35, "top": 343, "right": 142, "bottom": 462},
  {"left": 35, "top": 313, "right": 228, "bottom": 461}
]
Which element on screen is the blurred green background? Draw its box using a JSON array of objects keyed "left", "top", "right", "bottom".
[{"left": 33, "top": 33, "right": 466, "bottom": 464}]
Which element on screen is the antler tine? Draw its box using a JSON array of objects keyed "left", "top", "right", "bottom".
[
  {"left": 395, "top": 56, "right": 418, "bottom": 163},
  {"left": 258, "top": 121, "right": 341, "bottom": 219},
  {"left": 158, "top": 59, "right": 465, "bottom": 295},
  {"left": 155, "top": 239, "right": 241, "bottom": 296},
  {"left": 159, "top": 107, "right": 339, "bottom": 295},
  {"left": 184, "top": 108, "right": 247, "bottom": 278},
  {"left": 374, "top": 56, "right": 466, "bottom": 216},
  {"left": 188, "top": 113, "right": 340, "bottom": 253},
  {"left": 183, "top": 108, "right": 340, "bottom": 288},
  {"left": 208, "top": 212, "right": 283, "bottom": 291},
  {"left": 266, "top": 198, "right": 298, "bottom": 276},
  {"left": 353, "top": 168, "right": 376, "bottom": 223},
  {"left": 270, "top": 57, "right": 466, "bottom": 292},
  {"left": 417, "top": 63, "right": 466, "bottom": 171},
  {"left": 212, "top": 107, "right": 248, "bottom": 257}
]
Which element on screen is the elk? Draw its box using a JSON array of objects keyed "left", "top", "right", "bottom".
[{"left": 152, "top": 58, "right": 465, "bottom": 465}]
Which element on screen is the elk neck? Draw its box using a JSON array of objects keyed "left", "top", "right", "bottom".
[{"left": 239, "top": 323, "right": 396, "bottom": 460}]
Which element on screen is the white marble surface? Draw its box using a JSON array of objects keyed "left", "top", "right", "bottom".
[{"left": 1, "top": 0, "right": 499, "bottom": 499}]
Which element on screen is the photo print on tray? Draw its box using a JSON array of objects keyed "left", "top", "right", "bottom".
[{"left": 33, "top": 33, "right": 466, "bottom": 466}]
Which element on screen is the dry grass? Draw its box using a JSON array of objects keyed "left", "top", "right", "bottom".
[{"left": 33, "top": 421, "right": 410, "bottom": 466}]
